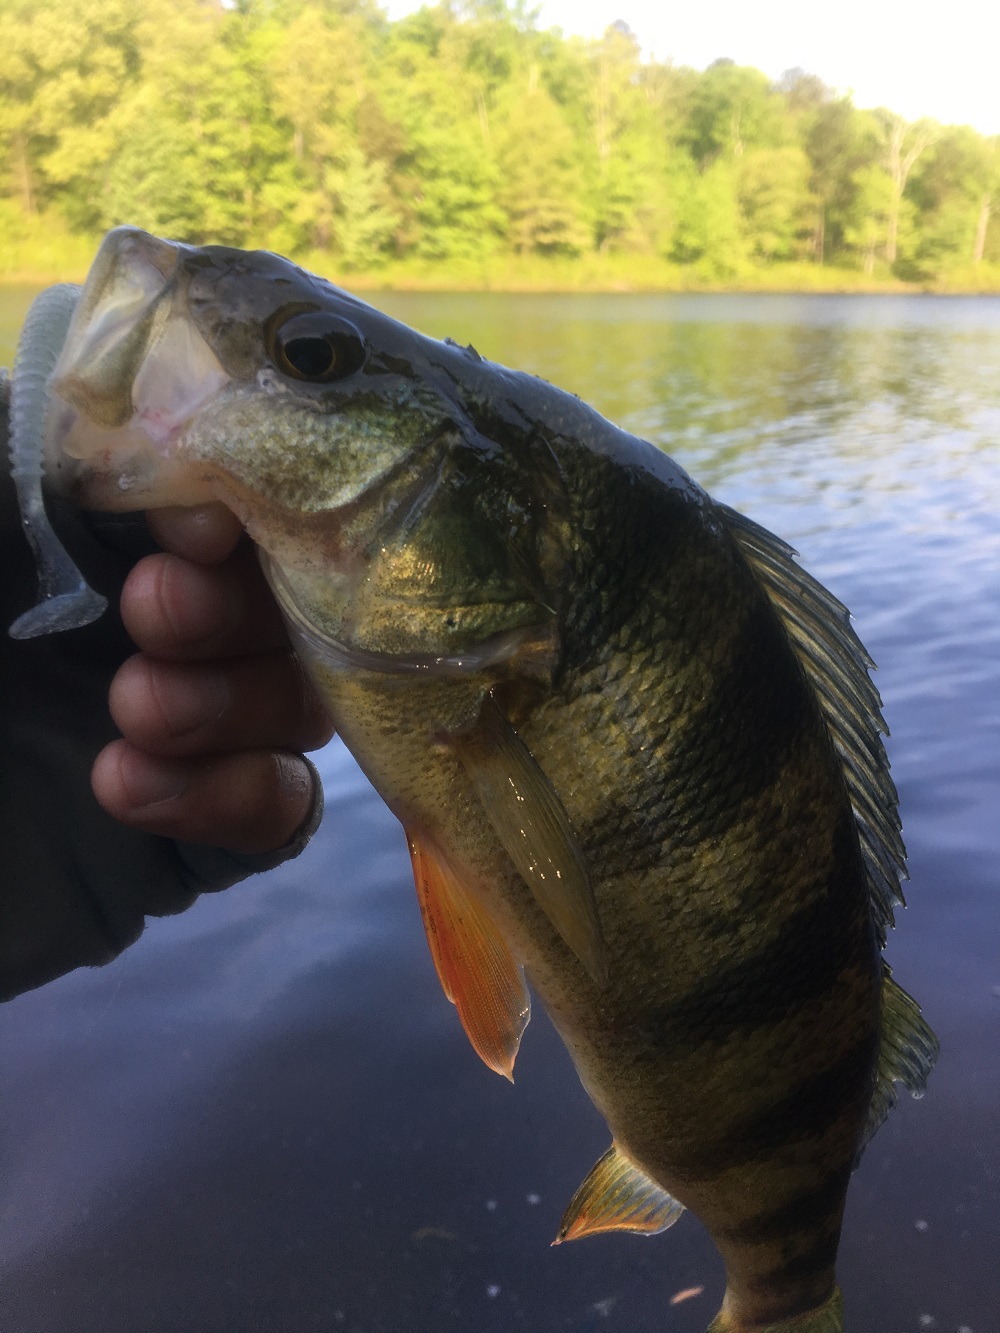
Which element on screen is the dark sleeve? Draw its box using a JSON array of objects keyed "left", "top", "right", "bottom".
[{"left": 0, "top": 381, "right": 322, "bottom": 1002}]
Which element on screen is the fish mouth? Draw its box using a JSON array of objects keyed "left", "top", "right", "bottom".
[{"left": 46, "top": 226, "right": 232, "bottom": 508}]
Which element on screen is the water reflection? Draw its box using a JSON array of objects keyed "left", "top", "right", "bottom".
[{"left": 2, "top": 292, "right": 998, "bottom": 1331}]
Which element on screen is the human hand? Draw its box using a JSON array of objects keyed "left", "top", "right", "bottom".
[
  {"left": 1, "top": 388, "right": 332, "bottom": 1001},
  {"left": 92, "top": 505, "right": 333, "bottom": 854}
]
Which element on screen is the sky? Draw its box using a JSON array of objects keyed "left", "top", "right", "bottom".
[{"left": 383, "top": 0, "right": 1000, "bottom": 136}]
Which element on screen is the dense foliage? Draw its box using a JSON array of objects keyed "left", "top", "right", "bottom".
[{"left": 2, "top": 0, "right": 998, "bottom": 284}]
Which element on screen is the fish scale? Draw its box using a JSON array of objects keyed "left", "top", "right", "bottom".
[{"left": 11, "top": 225, "right": 938, "bottom": 1333}]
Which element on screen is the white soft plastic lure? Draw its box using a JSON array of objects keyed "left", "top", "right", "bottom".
[{"left": 6, "top": 284, "right": 108, "bottom": 639}]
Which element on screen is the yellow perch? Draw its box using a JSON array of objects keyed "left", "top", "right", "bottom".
[{"left": 32, "top": 228, "right": 938, "bottom": 1332}]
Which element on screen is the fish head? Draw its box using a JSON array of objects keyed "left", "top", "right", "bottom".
[
  {"left": 49, "top": 227, "right": 562, "bottom": 675},
  {"left": 51, "top": 225, "right": 436, "bottom": 520}
]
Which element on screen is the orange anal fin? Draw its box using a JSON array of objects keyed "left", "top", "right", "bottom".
[
  {"left": 406, "top": 830, "right": 530, "bottom": 1082},
  {"left": 554, "top": 1142, "right": 684, "bottom": 1244}
]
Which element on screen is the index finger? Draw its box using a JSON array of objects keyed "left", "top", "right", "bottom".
[
  {"left": 121, "top": 545, "right": 290, "bottom": 662},
  {"left": 146, "top": 503, "right": 245, "bottom": 564}
]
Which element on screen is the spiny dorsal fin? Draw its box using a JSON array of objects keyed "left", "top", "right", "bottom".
[
  {"left": 554, "top": 1142, "right": 684, "bottom": 1244},
  {"left": 718, "top": 504, "right": 906, "bottom": 948},
  {"left": 456, "top": 694, "right": 607, "bottom": 986},
  {"left": 407, "top": 830, "right": 530, "bottom": 1082},
  {"left": 859, "top": 968, "right": 940, "bottom": 1158}
]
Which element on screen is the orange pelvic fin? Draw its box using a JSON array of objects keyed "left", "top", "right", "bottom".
[
  {"left": 554, "top": 1143, "right": 684, "bottom": 1244},
  {"left": 406, "top": 830, "right": 530, "bottom": 1082}
]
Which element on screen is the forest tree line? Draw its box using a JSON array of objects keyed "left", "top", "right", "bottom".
[{"left": 1, "top": 0, "right": 998, "bottom": 284}]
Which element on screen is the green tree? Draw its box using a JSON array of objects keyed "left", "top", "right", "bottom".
[
  {"left": 495, "top": 75, "right": 589, "bottom": 255},
  {"left": 0, "top": 0, "right": 138, "bottom": 225},
  {"left": 267, "top": 6, "right": 367, "bottom": 166},
  {"left": 874, "top": 110, "right": 939, "bottom": 268},
  {"left": 556, "top": 25, "right": 677, "bottom": 254},
  {"left": 910, "top": 128, "right": 1000, "bottom": 271},
  {"left": 683, "top": 60, "right": 791, "bottom": 164},
  {"left": 801, "top": 94, "right": 876, "bottom": 263},
  {"left": 843, "top": 163, "right": 895, "bottom": 274},
  {"left": 737, "top": 146, "right": 814, "bottom": 261},
  {"left": 254, "top": 5, "right": 370, "bottom": 249},
  {"left": 327, "top": 144, "right": 400, "bottom": 267},
  {"left": 671, "top": 155, "right": 745, "bottom": 275},
  {"left": 1, "top": 0, "right": 999, "bottom": 283},
  {"left": 409, "top": 123, "right": 503, "bottom": 261},
  {"left": 377, "top": 5, "right": 505, "bottom": 261},
  {"left": 101, "top": 0, "right": 288, "bottom": 245}
]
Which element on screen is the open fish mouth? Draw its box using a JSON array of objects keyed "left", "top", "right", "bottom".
[{"left": 47, "top": 227, "right": 233, "bottom": 502}]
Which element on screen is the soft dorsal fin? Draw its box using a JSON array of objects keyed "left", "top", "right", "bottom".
[
  {"left": 718, "top": 504, "right": 907, "bottom": 947},
  {"left": 858, "top": 968, "right": 940, "bottom": 1159},
  {"left": 456, "top": 693, "right": 607, "bottom": 987},
  {"left": 406, "top": 830, "right": 530, "bottom": 1081},
  {"left": 554, "top": 1142, "right": 685, "bottom": 1244}
]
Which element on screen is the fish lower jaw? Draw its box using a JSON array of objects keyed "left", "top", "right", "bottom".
[
  {"left": 72, "top": 447, "right": 223, "bottom": 512},
  {"left": 74, "top": 472, "right": 217, "bottom": 512},
  {"left": 51, "top": 402, "right": 211, "bottom": 511}
]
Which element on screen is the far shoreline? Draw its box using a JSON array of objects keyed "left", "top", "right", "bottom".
[{"left": 3, "top": 257, "right": 1000, "bottom": 297}]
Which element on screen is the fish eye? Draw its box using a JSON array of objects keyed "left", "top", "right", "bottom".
[{"left": 269, "top": 310, "right": 366, "bottom": 382}]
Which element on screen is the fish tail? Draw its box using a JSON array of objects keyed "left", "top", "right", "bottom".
[{"left": 707, "top": 1285, "right": 843, "bottom": 1333}]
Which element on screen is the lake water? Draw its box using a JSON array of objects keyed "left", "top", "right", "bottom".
[{"left": 1, "top": 289, "right": 998, "bottom": 1332}]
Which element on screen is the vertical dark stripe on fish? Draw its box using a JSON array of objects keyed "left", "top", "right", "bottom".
[
  {"left": 715, "top": 1167, "right": 852, "bottom": 1243},
  {"left": 655, "top": 602, "right": 817, "bottom": 838},
  {"left": 635, "top": 828, "right": 871, "bottom": 1049},
  {"left": 745, "top": 1227, "right": 843, "bottom": 1297},
  {"left": 579, "top": 588, "right": 823, "bottom": 879},
  {"left": 689, "top": 1037, "right": 877, "bottom": 1176},
  {"left": 556, "top": 473, "right": 689, "bottom": 672}
]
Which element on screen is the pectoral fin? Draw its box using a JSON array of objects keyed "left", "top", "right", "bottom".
[
  {"left": 406, "top": 830, "right": 530, "bottom": 1082},
  {"left": 457, "top": 695, "right": 607, "bottom": 986},
  {"left": 554, "top": 1143, "right": 685, "bottom": 1243}
]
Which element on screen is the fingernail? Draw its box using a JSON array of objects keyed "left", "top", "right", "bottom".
[
  {"left": 118, "top": 750, "right": 188, "bottom": 809},
  {"left": 274, "top": 753, "right": 311, "bottom": 804}
]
